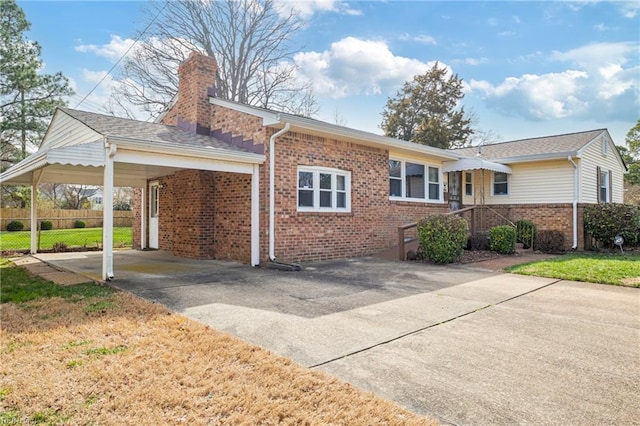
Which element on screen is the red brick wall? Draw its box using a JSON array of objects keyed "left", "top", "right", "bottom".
[
  {"left": 162, "top": 52, "right": 217, "bottom": 133},
  {"left": 474, "top": 203, "right": 584, "bottom": 250},
  {"left": 211, "top": 172, "right": 253, "bottom": 263},
  {"left": 267, "top": 130, "right": 449, "bottom": 263},
  {"left": 132, "top": 188, "right": 142, "bottom": 249}
]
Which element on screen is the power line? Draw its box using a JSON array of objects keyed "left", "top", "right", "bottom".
[{"left": 74, "top": 2, "right": 167, "bottom": 109}]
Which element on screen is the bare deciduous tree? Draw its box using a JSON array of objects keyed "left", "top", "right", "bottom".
[{"left": 110, "top": 0, "right": 317, "bottom": 119}]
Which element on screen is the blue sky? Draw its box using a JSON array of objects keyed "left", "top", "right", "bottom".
[{"left": 18, "top": 0, "right": 640, "bottom": 146}]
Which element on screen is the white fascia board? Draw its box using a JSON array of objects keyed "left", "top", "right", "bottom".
[
  {"left": 109, "top": 136, "right": 265, "bottom": 165},
  {"left": 486, "top": 151, "right": 580, "bottom": 164},
  {"left": 0, "top": 152, "right": 48, "bottom": 185},
  {"left": 114, "top": 149, "right": 256, "bottom": 175},
  {"left": 279, "top": 114, "right": 460, "bottom": 161}
]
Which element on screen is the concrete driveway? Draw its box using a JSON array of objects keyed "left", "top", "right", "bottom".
[{"left": 36, "top": 250, "right": 640, "bottom": 424}]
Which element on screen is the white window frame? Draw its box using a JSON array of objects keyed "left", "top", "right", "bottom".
[
  {"left": 600, "top": 169, "right": 610, "bottom": 203},
  {"left": 389, "top": 158, "right": 442, "bottom": 202},
  {"left": 492, "top": 172, "right": 509, "bottom": 196},
  {"left": 464, "top": 171, "right": 473, "bottom": 196},
  {"left": 297, "top": 166, "right": 351, "bottom": 213}
]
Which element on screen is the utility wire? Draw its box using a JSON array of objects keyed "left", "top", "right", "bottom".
[{"left": 74, "top": 2, "right": 167, "bottom": 109}]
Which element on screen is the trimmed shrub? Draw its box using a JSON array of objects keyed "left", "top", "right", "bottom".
[
  {"left": 516, "top": 220, "right": 537, "bottom": 249},
  {"left": 489, "top": 225, "right": 516, "bottom": 254},
  {"left": 584, "top": 204, "right": 640, "bottom": 247},
  {"left": 417, "top": 215, "right": 468, "bottom": 264},
  {"left": 40, "top": 220, "right": 53, "bottom": 231},
  {"left": 535, "top": 230, "right": 566, "bottom": 253},
  {"left": 52, "top": 242, "right": 68, "bottom": 252},
  {"left": 74, "top": 220, "right": 86, "bottom": 229},
  {"left": 6, "top": 221, "right": 24, "bottom": 232}
]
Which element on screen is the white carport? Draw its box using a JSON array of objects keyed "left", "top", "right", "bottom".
[{"left": 0, "top": 108, "right": 265, "bottom": 280}]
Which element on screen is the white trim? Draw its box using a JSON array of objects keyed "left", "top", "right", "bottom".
[
  {"left": 102, "top": 142, "right": 116, "bottom": 280},
  {"left": 251, "top": 164, "right": 260, "bottom": 266},
  {"left": 388, "top": 157, "right": 444, "bottom": 203},
  {"left": 492, "top": 171, "right": 510, "bottom": 196},
  {"left": 296, "top": 166, "right": 351, "bottom": 213},
  {"left": 464, "top": 171, "right": 474, "bottom": 197},
  {"left": 140, "top": 187, "right": 146, "bottom": 250}
]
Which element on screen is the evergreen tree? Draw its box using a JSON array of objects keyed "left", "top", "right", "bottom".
[
  {"left": 0, "top": 0, "right": 73, "bottom": 163},
  {"left": 381, "top": 62, "right": 473, "bottom": 149}
]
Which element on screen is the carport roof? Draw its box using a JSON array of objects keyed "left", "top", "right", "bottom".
[
  {"left": 59, "top": 108, "right": 247, "bottom": 152},
  {"left": 0, "top": 108, "right": 265, "bottom": 186}
]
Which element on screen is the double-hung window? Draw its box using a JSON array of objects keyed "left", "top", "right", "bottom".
[
  {"left": 389, "top": 159, "right": 441, "bottom": 201},
  {"left": 298, "top": 166, "right": 350, "bottom": 212},
  {"left": 597, "top": 167, "right": 611, "bottom": 203},
  {"left": 493, "top": 172, "right": 509, "bottom": 195},
  {"left": 465, "top": 172, "right": 473, "bottom": 196}
]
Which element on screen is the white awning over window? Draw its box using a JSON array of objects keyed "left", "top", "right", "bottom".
[{"left": 442, "top": 158, "right": 512, "bottom": 174}]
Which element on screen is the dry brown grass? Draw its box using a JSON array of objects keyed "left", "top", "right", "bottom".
[{"left": 1, "top": 283, "right": 436, "bottom": 425}]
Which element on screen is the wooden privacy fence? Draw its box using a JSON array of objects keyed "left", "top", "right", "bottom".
[{"left": 1, "top": 208, "right": 132, "bottom": 230}]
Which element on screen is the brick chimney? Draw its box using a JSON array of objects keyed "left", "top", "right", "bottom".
[{"left": 162, "top": 51, "right": 217, "bottom": 135}]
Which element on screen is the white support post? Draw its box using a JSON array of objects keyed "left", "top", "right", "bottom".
[
  {"left": 102, "top": 142, "right": 116, "bottom": 280},
  {"left": 30, "top": 181, "right": 37, "bottom": 254},
  {"left": 140, "top": 187, "right": 146, "bottom": 250},
  {"left": 30, "top": 170, "right": 43, "bottom": 254},
  {"left": 251, "top": 164, "right": 260, "bottom": 266}
]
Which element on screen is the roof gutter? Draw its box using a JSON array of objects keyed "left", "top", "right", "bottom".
[
  {"left": 269, "top": 121, "right": 290, "bottom": 261},
  {"left": 568, "top": 156, "right": 579, "bottom": 249}
]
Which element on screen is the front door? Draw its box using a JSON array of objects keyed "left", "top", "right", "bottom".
[
  {"left": 149, "top": 181, "right": 159, "bottom": 249},
  {"left": 448, "top": 172, "right": 462, "bottom": 211}
]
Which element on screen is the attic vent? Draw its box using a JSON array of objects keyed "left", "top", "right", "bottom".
[{"left": 602, "top": 137, "right": 608, "bottom": 156}]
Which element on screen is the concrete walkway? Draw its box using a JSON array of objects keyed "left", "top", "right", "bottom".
[{"left": 24, "top": 250, "right": 640, "bottom": 424}]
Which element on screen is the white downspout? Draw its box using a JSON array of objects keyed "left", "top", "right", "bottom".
[
  {"left": 269, "top": 121, "right": 290, "bottom": 261},
  {"left": 568, "top": 156, "right": 578, "bottom": 249}
]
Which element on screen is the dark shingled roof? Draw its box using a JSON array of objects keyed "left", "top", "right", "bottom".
[
  {"left": 60, "top": 108, "right": 248, "bottom": 153},
  {"left": 454, "top": 129, "right": 607, "bottom": 160}
]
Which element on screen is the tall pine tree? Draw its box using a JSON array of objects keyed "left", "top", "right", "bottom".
[
  {"left": 0, "top": 0, "right": 73, "bottom": 165},
  {"left": 381, "top": 62, "right": 472, "bottom": 149}
]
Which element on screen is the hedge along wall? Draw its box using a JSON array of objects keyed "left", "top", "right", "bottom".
[{"left": 1, "top": 208, "right": 132, "bottom": 231}]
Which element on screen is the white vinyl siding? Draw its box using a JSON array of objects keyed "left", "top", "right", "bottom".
[
  {"left": 579, "top": 135, "right": 625, "bottom": 203},
  {"left": 39, "top": 111, "right": 102, "bottom": 150},
  {"left": 482, "top": 160, "right": 574, "bottom": 204}
]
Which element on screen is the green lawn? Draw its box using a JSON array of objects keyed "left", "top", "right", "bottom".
[
  {"left": 0, "top": 227, "right": 132, "bottom": 251},
  {"left": 506, "top": 252, "right": 640, "bottom": 287}
]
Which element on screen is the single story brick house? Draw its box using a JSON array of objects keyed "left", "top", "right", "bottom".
[{"left": 0, "top": 52, "right": 626, "bottom": 279}]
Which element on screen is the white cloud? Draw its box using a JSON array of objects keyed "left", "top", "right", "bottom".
[
  {"left": 619, "top": 1, "right": 640, "bottom": 18},
  {"left": 469, "top": 42, "right": 639, "bottom": 121},
  {"left": 294, "top": 37, "right": 435, "bottom": 98},
  {"left": 276, "top": 0, "right": 361, "bottom": 19},
  {"left": 593, "top": 23, "right": 615, "bottom": 31},
  {"left": 75, "top": 35, "right": 136, "bottom": 63},
  {"left": 464, "top": 57, "right": 488, "bottom": 66},
  {"left": 498, "top": 31, "right": 516, "bottom": 37},
  {"left": 414, "top": 34, "right": 437, "bottom": 45}
]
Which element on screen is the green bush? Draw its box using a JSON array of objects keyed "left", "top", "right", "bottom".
[
  {"left": 584, "top": 204, "right": 640, "bottom": 247},
  {"left": 417, "top": 215, "right": 468, "bottom": 264},
  {"left": 489, "top": 225, "right": 516, "bottom": 254},
  {"left": 74, "top": 220, "right": 86, "bottom": 229},
  {"left": 516, "top": 220, "right": 537, "bottom": 249},
  {"left": 6, "top": 221, "right": 24, "bottom": 232},
  {"left": 40, "top": 220, "right": 53, "bottom": 231},
  {"left": 534, "top": 230, "right": 566, "bottom": 253}
]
